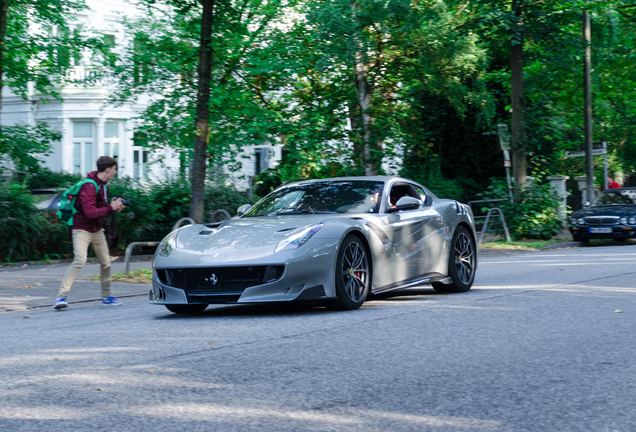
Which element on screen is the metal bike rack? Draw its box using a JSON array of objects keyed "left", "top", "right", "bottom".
[
  {"left": 478, "top": 207, "right": 512, "bottom": 245},
  {"left": 123, "top": 217, "right": 197, "bottom": 274},
  {"left": 209, "top": 209, "right": 231, "bottom": 221}
]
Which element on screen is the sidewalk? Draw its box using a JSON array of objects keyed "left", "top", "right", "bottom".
[{"left": 0, "top": 257, "right": 152, "bottom": 312}]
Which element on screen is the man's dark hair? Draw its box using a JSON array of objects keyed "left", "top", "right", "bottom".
[{"left": 96, "top": 156, "right": 118, "bottom": 172}]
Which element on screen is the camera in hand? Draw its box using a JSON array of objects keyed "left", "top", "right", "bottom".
[{"left": 113, "top": 197, "right": 130, "bottom": 206}]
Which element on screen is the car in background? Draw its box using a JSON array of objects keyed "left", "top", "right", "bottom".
[
  {"left": 569, "top": 188, "right": 636, "bottom": 243},
  {"left": 30, "top": 188, "right": 63, "bottom": 214}
]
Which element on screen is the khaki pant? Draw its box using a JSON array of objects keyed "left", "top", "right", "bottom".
[{"left": 58, "top": 229, "right": 111, "bottom": 298}]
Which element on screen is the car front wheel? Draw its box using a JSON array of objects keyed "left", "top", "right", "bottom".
[
  {"left": 432, "top": 225, "right": 476, "bottom": 293},
  {"left": 328, "top": 235, "right": 371, "bottom": 310}
]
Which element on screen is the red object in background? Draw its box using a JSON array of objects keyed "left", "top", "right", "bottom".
[{"left": 608, "top": 178, "right": 621, "bottom": 189}]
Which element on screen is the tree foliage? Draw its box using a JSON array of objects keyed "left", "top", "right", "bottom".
[
  {"left": 5, "top": 0, "right": 633, "bottom": 206},
  {"left": 99, "top": 0, "right": 636, "bottom": 202}
]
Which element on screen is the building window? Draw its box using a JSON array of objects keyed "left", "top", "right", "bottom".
[
  {"left": 133, "top": 148, "right": 149, "bottom": 180},
  {"left": 47, "top": 26, "right": 82, "bottom": 68},
  {"left": 254, "top": 147, "right": 270, "bottom": 175},
  {"left": 133, "top": 35, "right": 151, "bottom": 85},
  {"left": 72, "top": 121, "right": 94, "bottom": 174},
  {"left": 104, "top": 121, "right": 120, "bottom": 160},
  {"left": 102, "top": 34, "right": 117, "bottom": 67}
]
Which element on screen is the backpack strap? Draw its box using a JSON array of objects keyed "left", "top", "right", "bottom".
[{"left": 81, "top": 178, "right": 99, "bottom": 193}]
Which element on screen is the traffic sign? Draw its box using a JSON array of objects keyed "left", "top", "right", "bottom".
[
  {"left": 497, "top": 123, "right": 511, "bottom": 152},
  {"left": 565, "top": 148, "right": 607, "bottom": 158}
]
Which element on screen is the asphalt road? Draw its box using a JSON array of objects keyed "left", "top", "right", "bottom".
[{"left": 1, "top": 244, "right": 635, "bottom": 432}]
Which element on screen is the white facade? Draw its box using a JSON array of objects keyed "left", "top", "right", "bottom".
[{"left": 0, "top": 0, "right": 280, "bottom": 189}]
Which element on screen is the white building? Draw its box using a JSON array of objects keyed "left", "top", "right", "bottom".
[{"left": 0, "top": 0, "right": 280, "bottom": 188}]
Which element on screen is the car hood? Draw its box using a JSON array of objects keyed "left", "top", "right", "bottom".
[
  {"left": 173, "top": 215, "right": 334, "bottom": 255},
  {"left": 572, "top": 205, "right": 636, "bottom": 217}
]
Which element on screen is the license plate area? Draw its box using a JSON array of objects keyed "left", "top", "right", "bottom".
[{"left": 589, "top": 227, "right": 612, "bottom": 234}]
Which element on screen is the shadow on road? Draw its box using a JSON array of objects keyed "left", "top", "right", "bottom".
[{"left": 151, "top": 287, "right": 462, "bottom": 319}]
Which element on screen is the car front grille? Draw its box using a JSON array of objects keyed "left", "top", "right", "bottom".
[
  {"left": 156, "top": 265, "right": 284, "bottom": 295},
  {"left": 585, "top": 216, "right": 620, "bottom": 226}
]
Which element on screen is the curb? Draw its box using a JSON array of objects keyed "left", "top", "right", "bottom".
[
  {"left": 11, "top": 292, "right": 149, "bottom": 312},
  {"left": 0, "top": 255, "right": 154, "bottom": 269}
]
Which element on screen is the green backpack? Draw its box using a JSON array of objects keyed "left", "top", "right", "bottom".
[{"left": 56, "top": 178, "right": 99, "bottom": 226}]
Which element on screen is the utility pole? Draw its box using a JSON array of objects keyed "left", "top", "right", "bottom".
[{"left": 583, "top": 4, "right": 594, "bottom": 204}]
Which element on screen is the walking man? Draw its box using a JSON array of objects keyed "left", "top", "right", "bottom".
[{"left": 54, "top": 156, "right": 126, "bottom": 310}]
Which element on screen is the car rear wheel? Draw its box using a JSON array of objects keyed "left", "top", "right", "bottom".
[
  {"left": 328, "top": 235, "right": 370, "bottom": 310},
  {"left": 165, "top": 304, "right": 208, "bottom": 314},
  {"left": 432, "top": 225, "right": 476, "bottom": 293}
]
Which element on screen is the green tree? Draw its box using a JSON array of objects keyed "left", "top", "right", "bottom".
[
  {"left": 109, "top": 0, "right": 290, "bottom": 220},
  {"left": 0, "top": 0, "right": 95, "bottom": 175}
]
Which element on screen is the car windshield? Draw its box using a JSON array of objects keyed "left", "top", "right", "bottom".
[
  {"left": 594, "top": 190, "right": 636, "bottom": 206},
  {"left": 244, "top": 180, "right": 385, "bottom": 217}
]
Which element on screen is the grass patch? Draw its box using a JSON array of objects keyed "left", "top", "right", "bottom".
[
  {"left": 479, "top": 239, "right": 565, "bottom": 251},
  {"left": 91, "top": 268, "right": 152, "bottom": 284}
]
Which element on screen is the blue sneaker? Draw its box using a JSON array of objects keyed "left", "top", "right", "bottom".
[
  {"left": 53, "top": 297, "right": 68, "bottom": 310},
  {"left": 102, "top": 295, "right": 122, "bottom": 306}
]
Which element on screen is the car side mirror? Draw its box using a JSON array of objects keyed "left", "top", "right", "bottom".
[
  {"left": 388, "top": 196, "right": 422, "bottom": 213},
  {"left": 237, "top": 204, "right": 252, "bottom": 216}
]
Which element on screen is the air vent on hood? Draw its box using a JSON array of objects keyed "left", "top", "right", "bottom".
[
  {"left": 199, "top": 230, "right": 214, "bottom": 235},
  {"left": 204, "top": 222, "right": 224, "bottom": 228},
  {"left": 277, "top": 227, "right": 296, "bottom": 232}
]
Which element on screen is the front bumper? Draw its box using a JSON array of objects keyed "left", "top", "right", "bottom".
[
  {"left": 149, "top": 241, "right": 338, "bottom": 305},
  {"left": 569, "top": 225, "right": 636, "bottom": 239}
]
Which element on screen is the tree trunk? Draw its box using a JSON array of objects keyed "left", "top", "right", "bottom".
[
  {"left": 0, "top": 0, "right": 10, "bottom": 124},
  {"left": 190, "top": 0, "right": 215, "bottom": 223},
  {"left": 354, "top": 61, "right": 374, "bottom": 175},
  {"left": 351, "top": 1, "right": 376, "bottom": 176},
  {"left": 347, "top": 100, "right": 363, "bottom": 172},
  {"left": 510, "top": 0, "right": 527, "bottom": 189}
]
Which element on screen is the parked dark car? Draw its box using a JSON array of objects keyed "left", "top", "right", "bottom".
[
  {"left": 31, "top": 188, "right": 63, "bottom": 214},
  {"left": 569, "top": 188, "right": 636, "bottom": 243}
]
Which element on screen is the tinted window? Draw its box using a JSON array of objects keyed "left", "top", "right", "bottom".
[
  {"left": 594, "top": 191, "right": 636, "bottom": 206},
  {"left": 388, "top": 184, "right": 419, "bottom": 207},
  {"left": 244, "top": 181, "right": 385, "bottom": 217}
]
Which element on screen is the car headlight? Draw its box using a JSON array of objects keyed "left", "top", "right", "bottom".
[
  {"left": 275, "top": 223, "right": 323, "bottom": 253},
  {"left": 577, "top": 217, "right": 586, "bottom": 225},
  {"left": 158, "top": 232, "right": 177, "bottom": 257},
  {"left": 620, "top": 217, "right": 628, "bottom": 225},
  {"left": 629, "top": 216, "right": 636, "bottom": 225},
  {"left": 570, "top": 217, "right": 577, "bottom": 225}
]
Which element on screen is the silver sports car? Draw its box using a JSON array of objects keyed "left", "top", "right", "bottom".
[{"left": 150, "top": 176, "right": 477, "bottom": 314}]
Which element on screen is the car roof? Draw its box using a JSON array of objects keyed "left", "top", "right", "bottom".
[{"left": 285, "top": 176, "right": 414, "bottom": 186}]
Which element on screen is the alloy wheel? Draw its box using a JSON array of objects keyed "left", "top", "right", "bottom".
[
  {"left": 454, "top": 231, "right": 475, "bottom": 285},
  {"left": 341, "top": 241, "right": 369, "bottom": 303}
]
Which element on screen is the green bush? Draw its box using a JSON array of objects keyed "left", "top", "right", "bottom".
[
  {"left": 205, "top": 185, "right": 254, "bottom": 217},
  {"left": 143, "top": 179, "right": 193, "bottom": 240},
  {"left": 1, "top": 174, "right": 265, "bottom": 261},
  {"left": 253, "top": 168, "right": 282, "bottom": 197},
  {"left": 106, "top": 177, "right": 165, "bottom": 249},
  {"left": 0, "top": 182, "right": 70, "bottom": 262},
  {"left": 107, "top": 178, "right": 253, "bottom": 249},
  {"left": 425, "top": 175, "right": 465, "bottom": 201},
  {"left": 26, "top": 168, "right": 81, "bottom": 190},
  {"left": 481, "top": 178, "right": 563, "bottom": 240}
]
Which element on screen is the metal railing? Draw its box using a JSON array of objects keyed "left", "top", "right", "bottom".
[{"left": 123, "top": 217, "right": 196, "bottom": 274}]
